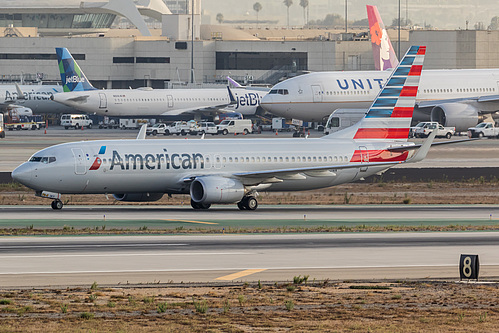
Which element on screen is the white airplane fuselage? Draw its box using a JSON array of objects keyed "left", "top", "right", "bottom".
[
  {"left": 52, "top": 87, "right": 267, "bottom": 117},
  {"left": 12, "top": 137, "right": 409, "bottom": 195},
  {"left": 261, "top": 69, "right": 499, "bottom": 123},
  {"left": 0, "top": 84, "right": 74, "bottom": 113}
]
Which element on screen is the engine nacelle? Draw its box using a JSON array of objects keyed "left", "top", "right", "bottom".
[
  {"left": 113, "top": 193, "right": 164, "bottom": 202},
  {"left": 430, "top": 103, "right": 479, "bottom": 132},
  {"left": 190, "top": 176, "right": 244, "bottom": 205}
]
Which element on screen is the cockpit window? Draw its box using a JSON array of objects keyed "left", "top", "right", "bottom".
[
  {"left": 29, "top": 156, "right": 56, "bottom": 163},
  {"left": 269, "top": 89, "right": 289, "bottom": 95}
]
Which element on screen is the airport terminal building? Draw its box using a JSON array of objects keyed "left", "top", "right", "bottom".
[{"left": 0, "top": 0, "right": 498, "bottom": 89}]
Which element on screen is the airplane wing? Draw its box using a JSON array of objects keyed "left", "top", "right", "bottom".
[
  {"left": 59, "top": 95, "right": 90, "bottom": 104},
  {"left": 417, "top": 95, "right": 499, "bottom": 111},
  {"left": 161, "top": 87, "right": 237, "bottom": 116}
]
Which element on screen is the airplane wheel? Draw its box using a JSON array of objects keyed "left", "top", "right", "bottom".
[
  {"left": 51, "top": 200, "right": 63, "bottom": 210},
  {"left": 245, "top": 196, "right": 258, "bottom": 210},
  {"left": 199, "top": 202, "right": 211, "bottom": 209},
  {"left": 191, "top": 199, "right": 201, "bottom": 209},
  {"left": 237, "top": 201, "right": 246, "bottom": 210}
]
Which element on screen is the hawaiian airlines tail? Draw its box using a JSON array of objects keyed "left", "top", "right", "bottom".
[
  {"left": 328, "top": 45, "right": 425, "bottom": 141},
  {"left": 56, "top": 47, "right": 96, "bottom": 92},
  {"left": 367, "top": 5, "right": 398, "bottom": 71}
]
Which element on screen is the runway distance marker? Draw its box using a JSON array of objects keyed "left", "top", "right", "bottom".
[{"left": 215, "top": 269, "right": 267, "bottom": 281}]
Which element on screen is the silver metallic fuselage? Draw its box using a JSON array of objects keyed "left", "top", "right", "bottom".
[{"left": 12, "top": 137, "right": 401, "bottom": 195}]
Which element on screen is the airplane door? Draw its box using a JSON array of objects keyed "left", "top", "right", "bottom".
[
  {"left": 99, "top": 93, "right": 107, "bottom": 109},
  {"left": 71, "top": 148, "right": 87, "bottom": 175},
  {"left": 359, "top": 146, "right": 369, "bottom": 172},
  {"left": 311, "top": 85, "right": 323, "bottom": 102},
  {"left": 167, "top": 95, "right": 174, "bottom": 108}
]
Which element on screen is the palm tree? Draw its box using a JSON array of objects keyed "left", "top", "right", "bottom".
[
  {"left": 299, "top": 0, "right": 309, "bottom": 27},
  {"left": 216, "top": 13, "right": 224, "bottom": 24},
  {"left": 253, "top": 2, "right": 262, "bottom": 26},
  {"left": 283, "top": 0, "right": 293, "bottom": 28}
]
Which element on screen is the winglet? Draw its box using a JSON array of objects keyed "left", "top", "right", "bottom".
[
  {"left": 227, "top": 76, "right": 243, "bottom": 88},
  {"left": 136, "top": 124, "right": 147, "bottom": 140},
  {"left": 407, "top": 131, "right": 436, "bottom": 163},
  {"left": 227, "top": 87, "right": 237, "bottom": 105},
  {"left": 15, "top": 83, "right": 25, "bottom": 100}
]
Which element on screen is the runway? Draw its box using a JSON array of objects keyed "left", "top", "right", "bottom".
[
  {"left": 1, "top": 205, "right": 499, "bottom": 228},
  {"left": 0, "top": 232, "right": 498, "bottom": 287}
]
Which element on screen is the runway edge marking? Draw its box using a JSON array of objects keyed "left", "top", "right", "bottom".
[
  {"left": 162, "top": 219, "right": 218, "bottom": 225},
  {"left": 215, "top": 269, "right": 267, "bottom": 281}
]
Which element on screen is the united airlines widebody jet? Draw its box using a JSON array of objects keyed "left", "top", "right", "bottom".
[
  {"left": 260, "top": 6, "right": 499, "bottom": 132},
  {"left": 51, "top": 48, "right": 266, "bottom": 118},
  {"left": 14, "top": 46, "right": 433, "bottom": 211}
]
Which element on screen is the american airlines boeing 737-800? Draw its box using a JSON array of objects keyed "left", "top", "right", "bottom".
[
  {"left": 51, "top": 48, "right": 266, "bottom": 118},
  {"left": 260, "top": 6, "right": 499, "bottom": 132},
  {"left": 13, "top": 46, "right": 436, "bottom": 210}
]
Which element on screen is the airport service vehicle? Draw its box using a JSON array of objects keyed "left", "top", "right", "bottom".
[
  {"left": 52, "top": 48, "right": 266, "bottom": 118},
  {"left": 146, "top": 123, "right": 168, "bottom": 136},
  {"left": 0, "top": 114, "right": 4, "bottom": 138},
  {"left": 119, "top": 119, "right": 147, "bottom": 129},
  {"left": 272, "top": 118, "right": 293, "bottom": 132},
  {"left": 13, "top": 46, "right": 439, "bottom": 211},
  {"left": 217, "top": 119, "right": 252, "bottom": 135},
  {"left": 467, "top": 122, "right": 499, "bottom": 138},
  {"left": 413, "top": 122, "right": 455, "bottom": 139},
  {"left": 259, "top": 7, "right": 499, "bottom": 132},
  {"left": 324, "top": 109, "right": 367, "bottom": 135},
  {"left": 5, "top": 107, "right": 44, "bottom": 130},
  {"left": 98, "top": 117, "right": 118, "bottom": 129},
  {"left": 195, "top": 122, "right": 218, "bottom": 135},
  {"left": 61, "top": 114, "right": 92, "bottom": 129}
]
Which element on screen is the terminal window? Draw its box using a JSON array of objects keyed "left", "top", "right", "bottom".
[{"left": 216, "top": 52, "right": 307, "bottom": 71}]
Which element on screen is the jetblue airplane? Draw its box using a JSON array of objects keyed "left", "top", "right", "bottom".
[
  {"left": 14, "top": 46, "right": 434, "bottom": 211},
  {"left": 260, "top": 6, "right": 499, "bottom": 132},
  {"left": 51, "top": 48, "right": 266, "bottom": 118}
]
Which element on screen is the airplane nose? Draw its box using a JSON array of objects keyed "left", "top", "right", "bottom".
[
  {"left": 260, "top": 95, "right": 273, "bottom": 110},
  {"left": 11, "top": 163, "right": 33, "bottom": 187}
]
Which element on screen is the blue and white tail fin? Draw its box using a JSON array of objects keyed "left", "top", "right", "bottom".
[
  {"left": 56, "top": 47, "right": 96, "bottom": 92},
  {"left": 327, "top": 45, "right": 426, "bottom": 141}
]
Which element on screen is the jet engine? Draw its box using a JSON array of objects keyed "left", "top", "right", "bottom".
[
  {"left": 190, "top": 176, "right": 244, "bottom": 205},
  {"left": 112, "top": 193, "right": 164, "bottom": 202},
  {"left": 430, "top": 103, "right": 479, "bottom": 132}
]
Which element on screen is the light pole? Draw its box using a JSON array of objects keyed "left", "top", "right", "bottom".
[
  {"left": 398, "top": 0, "right": 401, "bottom": 60},
  {"left": 345, "top": 0, "right": 348, "bottom": 33},
  {"left": 190, "top": 0, "right": 194, "bottom": 84}
]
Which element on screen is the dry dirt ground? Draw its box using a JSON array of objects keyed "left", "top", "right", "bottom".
[
  {"left": 1, "top": 179, "right": 499, "bottom": 206},
  {"left": 0, "top": 280, "right": 497, "bottom": 332}
]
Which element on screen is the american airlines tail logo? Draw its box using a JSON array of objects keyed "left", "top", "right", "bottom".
[{"left": 66, "top": 75, "right": 86, "bottom": 83}]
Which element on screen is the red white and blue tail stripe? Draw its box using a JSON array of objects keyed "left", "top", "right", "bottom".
[{"left": 329, "top": 45, "right": 425, "bottom": 141}]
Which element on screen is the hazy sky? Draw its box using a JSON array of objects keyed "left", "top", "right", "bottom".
[{"left": 202, "top": 0, "right": 499, "bottom": 29}]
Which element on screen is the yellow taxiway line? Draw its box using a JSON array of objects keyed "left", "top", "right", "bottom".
[
  {"left": 215, "top": 269, "right": 268, "bottom": 281},
  {"left": 162, "top": 219, "right": 218, "bottom": 225}
]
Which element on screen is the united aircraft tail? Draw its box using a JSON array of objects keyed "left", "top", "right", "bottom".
[
  {"left": 367, "top": 5, "right": 398, "bottom": 71},
  {"left": 56, "top": 47, "right": 96, "bottom": 92},
  {"left": 328, "top": 45, "right": 426, "bottom": 141}
]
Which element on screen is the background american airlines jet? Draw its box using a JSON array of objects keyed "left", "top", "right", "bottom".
[
  {"left": 51, "top": 48, "right": 266, "bottom": 118},
  {"left": 13, "top": 46, "right": 435, "bottom": 211},
  {"left": 260, "top": 6, "right": 499, "bottom": 132}
]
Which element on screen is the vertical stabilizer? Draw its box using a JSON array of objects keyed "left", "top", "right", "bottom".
[
  {"left": 56, "top": 48, "right": 96, "bottom": 92},
  {"left": 367, "top": 5, "right": 398, "bottom": 71},
  {"left": 327, "top": 45, "right": 426, "bottom": 141}
]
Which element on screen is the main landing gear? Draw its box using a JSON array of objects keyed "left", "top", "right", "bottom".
[
  {"left": 237, "top": 196, "right": 258, "bottom": 211},
  {"left": 190, "top": 199, "right": 211, "bottom": 210},
  {"left": 51, "top": 199, "right": 63, "bottom": 210}
]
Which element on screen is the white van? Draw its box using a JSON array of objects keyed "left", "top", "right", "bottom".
[
  {"left": 217, "top": 119, "right": 252, "bottom": 135},
  {"left": 61, "top": 114, "right": 93, "bottom": 129}
]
